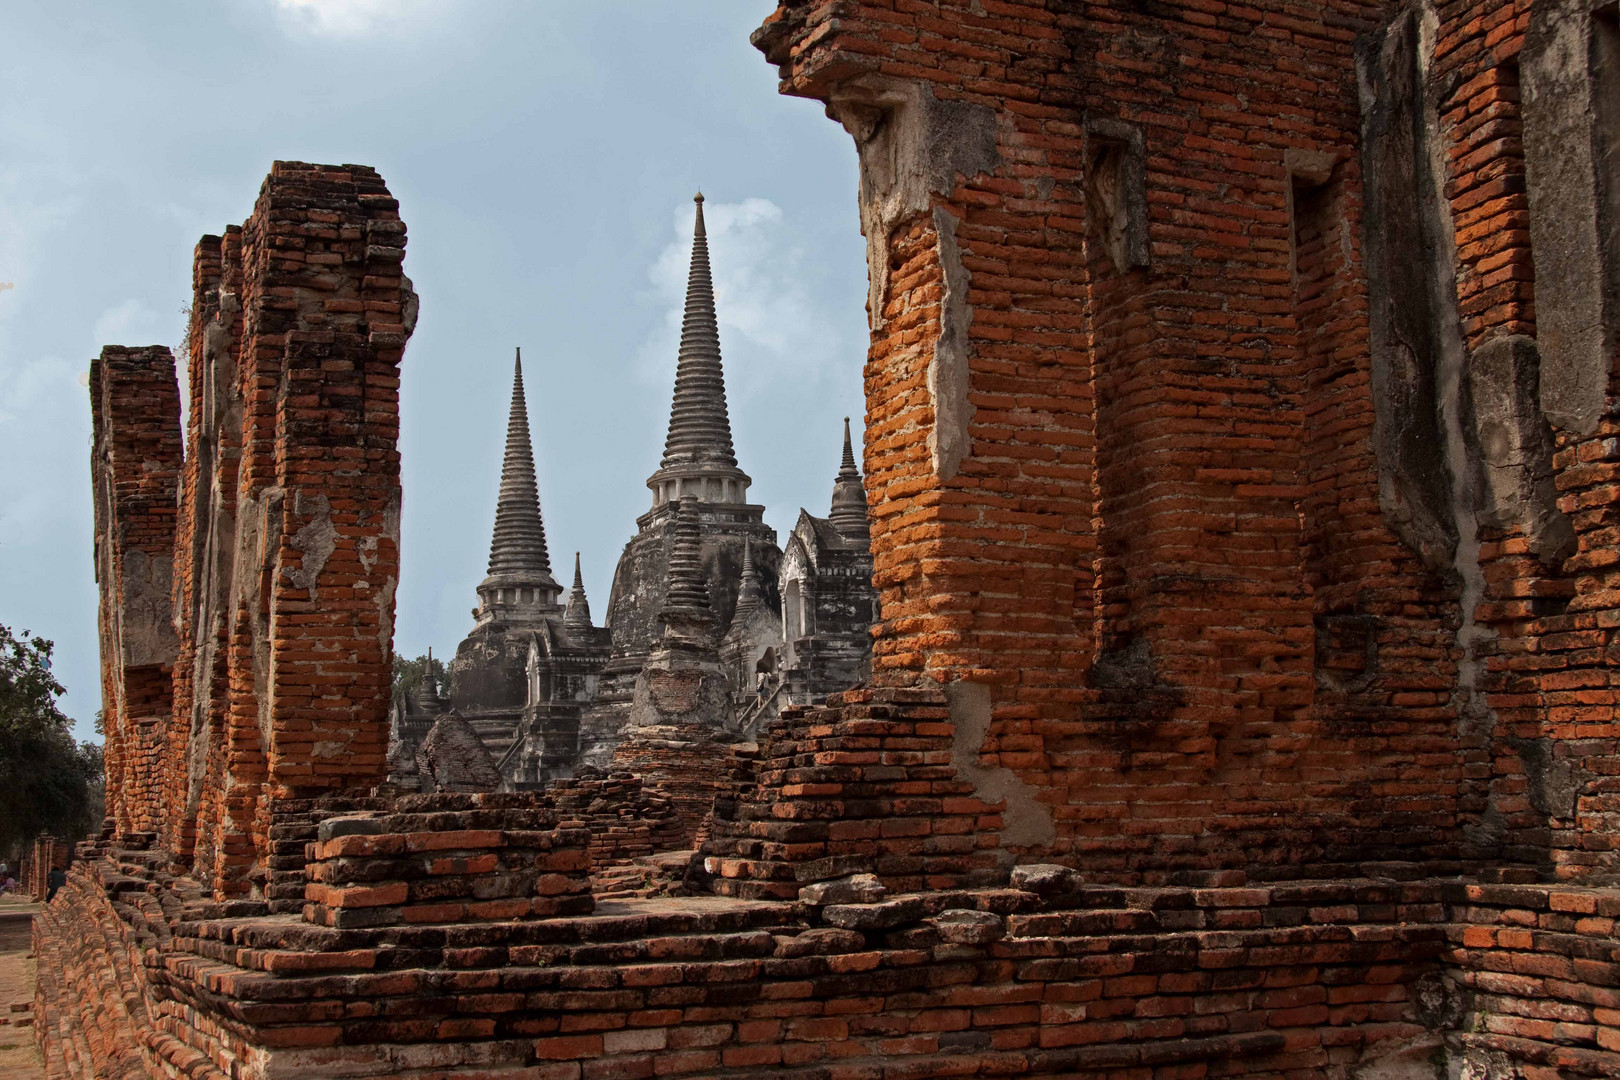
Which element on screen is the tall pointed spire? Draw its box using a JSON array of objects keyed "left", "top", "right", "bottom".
[
  {"left": 661, "top": 194, "right": 737, "bottom": 469},
  {"left": 488, "top": 349, "right": 553, "bottom": 577},
  {"left": 477, "top": 348, "right": 560, "bottom": 621},
  {"left": 645, "top": 195, "right": 752, "bottom": 512},
  {"left": 828, "top": 416, "right": 870, "bottom": 540},
  {"left": 563, "top": 552, "right": 593, "bottom": 632}
]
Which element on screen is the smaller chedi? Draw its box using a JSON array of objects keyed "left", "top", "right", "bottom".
[
  {"left": 389, "top": 195, "right": 878, "bottom": 792},
  {"left": 776, "top": 417, "right": 876, "bottom": 713}
]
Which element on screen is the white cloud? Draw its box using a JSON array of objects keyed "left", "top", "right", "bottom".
[
  {"left": 269, "top": 0, "right": 458, "bottom": 37},
  {"left": 91, "top": 299, "right": 164, "bottom": 349},
  {"left": 639, "top": 197, "right": 840, "bottom": 402},
  {"left": 0, "top": 166, "right": 80, "bottom": 334},
  {"left": 0, "top": 355, "right": 88, "bottom": 549}
]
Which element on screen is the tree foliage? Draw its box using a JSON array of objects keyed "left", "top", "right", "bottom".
[
  {"left": 0, "top": 625, "right": 103, "bottom": 858},
  {"left": 392, "top": 651, "right": 446, "bottom": 703}
]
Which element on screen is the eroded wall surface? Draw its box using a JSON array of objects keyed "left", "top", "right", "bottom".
[
  {"left": 91, "top": 345, "right": 183, "bottom": 838},
  {"left": 91, "top": 161, "right": 417, "bottom": 897},
  {"left": 753, "top": 0, "right": 1620, "bottom": 887}
]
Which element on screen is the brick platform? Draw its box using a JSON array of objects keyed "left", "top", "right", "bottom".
[{"left": 34, "top": 838, "right": 1620, "bottom": 1079}]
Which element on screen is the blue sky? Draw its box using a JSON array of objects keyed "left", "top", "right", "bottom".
[{"left": 0, "top": 0, "right": 868, "bottom": 740}]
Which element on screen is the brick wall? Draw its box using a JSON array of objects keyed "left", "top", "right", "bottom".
[
  {"left": 303, "top": 793, "right": 592, "bottom": 928},
  {"left": 609, "top": 720, "right": 750, "bottom": 847},
  {"left": 547, "top": 770, "right": 688, "bottom": 867},
  {"left": 24, "top": 839, "right": 1428, "bottom": 1079},
  {"left": 26, "top": 835, "right": 67, "bottom": 902},
  {"left": 159, "top": 163, "right": 417, "bottom": 895},
  {"left": 704, "top": 688, "right": 1006, "bottom": 898},
  {"left": 750, "top": 0, "right": 1620, "bottom": 883},
  {"left": 1429, "top": 0, "right": 1620, "bottom": 882},
  {"left": 89, "top": 345, "right": 183, "bottom": 837}
]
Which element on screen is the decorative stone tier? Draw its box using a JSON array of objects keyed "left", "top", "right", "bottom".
[
  {"left": 34, "top": 836, "right": 1620, "bottom": 1078},
  {"left": 303, "top": 792, "right": 592, "bottom": 928}
]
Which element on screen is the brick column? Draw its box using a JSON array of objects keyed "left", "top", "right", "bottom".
[
  {"left": 154, "top": 163, "right": 416, "bottom": 896},
  {"left": 89, "top": 346, "right": 183, "bottom": 837},
  {"left": 748, "top": 0, "right": 1494, "bottom": 879}
]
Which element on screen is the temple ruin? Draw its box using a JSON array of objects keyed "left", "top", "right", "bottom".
[
  {"left": 31, "top": 1, "right": 1620, "bottom": 1077},
  {"left": 388, "top": 194, "right": 881, "bottom": 793}
]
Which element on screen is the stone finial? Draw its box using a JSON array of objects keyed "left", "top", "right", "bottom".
[
  {"left": 644, "top": 194, "right": 752, "bottom": 510},
  {"left": 828, "top": 416, "right": 870, "bottom": 540},
  {"left": 660, "top": 496, "right": 714, "bottom": 633},
  {"left": 477, "top": 348, "right": 561, "bottom": 615},
  {"left": 412, "top": 646, "right": 442, "bottom": 716},
  {"left": 563, "top": 552, "right": 593, "bottom": 633}
]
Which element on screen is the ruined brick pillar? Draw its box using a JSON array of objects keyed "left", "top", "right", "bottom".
[
  {"left": 1465, "top": 0, "right": 1620, "bottom": 880},
  {"left": 744, "top": 0, "right": 1602, "bottom": 883},
  {"left": 90, "top": 347, "right": 183, "bottom": 837},
  {"left": 157, "top": 162, "right": 416, "bottom": 895}
]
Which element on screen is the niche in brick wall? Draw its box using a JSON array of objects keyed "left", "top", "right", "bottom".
[
  {"left": 1081, "top": 115, "right": 1166, "bottom": 726},
  {"left": 1356, "top": 11, "right": 1464, "bottom": 569},
  {"left": 1083, "top": 119, "right": 1148, "bottom": 274},
  {"left": 1290, "top": 159, "right": 1382, "bottom": 695}
]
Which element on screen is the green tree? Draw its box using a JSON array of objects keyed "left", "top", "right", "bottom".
[
  {"left": 0, "top": 625, "right": 103, "bottom": 858},
  {"left": 392, "top": 650, "right": 446, "bottom": 703}
]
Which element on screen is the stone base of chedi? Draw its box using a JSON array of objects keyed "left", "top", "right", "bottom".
[{"left": 37, "top": 0, "right": 1620, "bottom": 1070}]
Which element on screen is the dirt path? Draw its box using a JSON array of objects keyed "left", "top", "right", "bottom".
[{"left": 0, "top": 896, "right": 45, "bottom": 1080}]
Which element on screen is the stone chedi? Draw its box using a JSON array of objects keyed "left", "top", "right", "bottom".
[
  {"left": 578, "top": 194, "right": 787, "bottom": 768},
  {"left": 719, "top": 536, "right": 783, "bottom": 724},
  {"left": 394, "top": 349, "right": 612, "bottom": 789},
  {"left": 394, "top": 195, "right": 878, "bottom": 790},
  {"left": 778, "top": 416, "right": 877, "bottom": 710}
]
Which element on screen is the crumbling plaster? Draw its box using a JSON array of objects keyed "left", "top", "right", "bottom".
[
  {"left": 828, "top": 78, "right": 998, "bottom": 482},
  {"left": 1523, "top": 0, "right": 1620, "bottom": 436},
  {"left": 945, "top": 680, "right": 1055, "bottom": 850}
]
